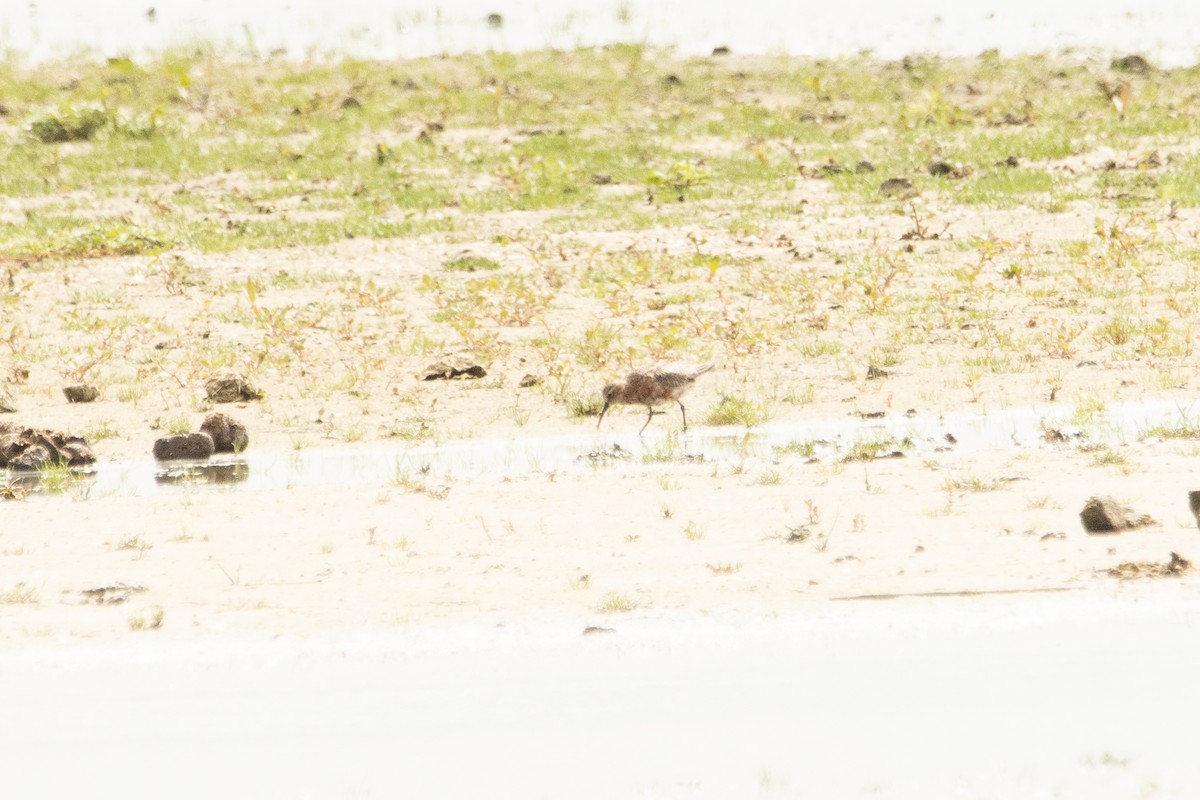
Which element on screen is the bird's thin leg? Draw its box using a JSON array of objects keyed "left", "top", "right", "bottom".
[
  {"left": 639, "top": 406, "right": 664, "bottom": 436},
  {"left": 678, "top": 400, "right": 688, "bottom": 431}
]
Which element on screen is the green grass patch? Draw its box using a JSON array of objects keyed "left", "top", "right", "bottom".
[
  {"left": 444, "top": 255, "right": 501, "bottom": 272},
  {"left": 703, "top": 396, "right": 769, "bottom": 427}
]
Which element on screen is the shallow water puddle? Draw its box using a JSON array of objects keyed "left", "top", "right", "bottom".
[{"left": 5, "top": 397, "right": 1196, "bottom": 499}]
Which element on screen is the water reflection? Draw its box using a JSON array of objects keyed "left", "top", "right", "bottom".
[
  {"left": 1, "top": 467, "right": 97, "bottom": 498},
  {"left": 154, "top": 460, "right": 250, "bottom": 486},
  {"left": 5, "top": 397, "right": 1198, "bottom": 501}
]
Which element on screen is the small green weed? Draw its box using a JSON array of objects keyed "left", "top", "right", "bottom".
[
  {"left": 444, "top": 255, "right": 502, "bottom": 272},
  {"left": 1, "top": 582, "right": 38, "bottom": 604},
  {"left": 28, "top": 105, "right": 108, "bottom": 143},
  {"left": 595, "top": 592, "right": 637, "bottom": 613}
]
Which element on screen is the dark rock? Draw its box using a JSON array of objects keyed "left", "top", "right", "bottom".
[
  {"left": 1080, "top": 495, "right": 1156, "bottom": 533},
  {"left": 63, "top": 384, "right": 99, "bottom": 403},
  {"left": 879, "top": 177, "right": 915, "bottom": 197},
  {"left": 996, "top": 155, "right": 1020, "bottom": 168},
  {"left": 711, "top": 46, "right": 730, "bottom": 56},
  {"left": 205, "top": 374, "right": 263, "bottom": 403},
  {"left": 200, "top": 412, "right": 249, "bottom": 453},
  {"left": 486, "top": 12, "right": 503, "bottom": 28},
  {"left": 1189, "top": 490, "right": 1200, "bottom": 529},
  {"left": 928, "top": 160, "right": 971, "bottom": 178},
  {"left": 854, "top": 160, "right": 876, "bottom": 173},
  {"left": 11, "top": 443, "right": 54, "bottom": 470},
  {"left": 590, "top": 173, "right": 614, "bottom": 185},
  {"left": 518, "top": 374, "right": 541, "bottom": 388},
  {"left": 59, "top": 440, "right": 95, "bottom": 464},
  {"left": 421, "top": 358, "right": 487, "bottom": 381},
  {"left": 1111, "top": 54, "right": 1152, "bottom": 73},
  {"left": 152, "top": 432, "right": 215, "bottom": 461},
  {"left": 866, "top": 365, "right": 889, "bottom": 380},
  {"left": 0, "top": 424, "right": 95, "bottom": 469},
  {"left": 820, "top": 159, "right": 847, "bottom": 176},
  {"left": 662, "top": 74, "right": 683, "bottom": 88},
  {"left": 0, "top": 430, "right": 18, "bottom": 464}
]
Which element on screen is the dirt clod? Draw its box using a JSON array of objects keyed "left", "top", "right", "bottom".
[
  {"left": 879, "top": 177, "right": 915, "bottom": 197},
  {"left": 205, "top": 374, "right": 263, "bottom": 403},
  {"left": 1111, "top": 54, "right": 1152, "bottom": 73},
  {"left": 1106, "top": 552, "right": 1191, "bottom": 579},
  {"left": 421, "top": 357, "right": 487, "bottom": 381},
  {"left": 200, "top": 413, "right": 249, "bottom": 454},
  {"left": 62, "top": 384, "right": 99, "bottom": 403},
  {"left": 81, "top": 584, "right": 148, "bottom": 605},
  {"left": 1080, "top": 495, "right": 1156, "bottom": 533},
  {"left": 928, "top": 160, "right": 971, "bottom": 179},
  {"left": 152, "top": 432, "right": 215, "bottom": 461},
  {"left": 0, "top": 424, "right": 95, "bottom": 470}
]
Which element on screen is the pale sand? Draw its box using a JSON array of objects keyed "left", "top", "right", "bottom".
[{"left": 4, "top": 585, "right": 1199, "bottom": 798}]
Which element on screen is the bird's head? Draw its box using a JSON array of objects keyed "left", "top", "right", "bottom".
[{"left": 597, "top": 383, "right": 621, "bottom": 428}]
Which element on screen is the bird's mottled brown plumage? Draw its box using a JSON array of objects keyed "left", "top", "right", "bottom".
[{"left": 597, "top": 363, "right": 715, "bottom": 435}]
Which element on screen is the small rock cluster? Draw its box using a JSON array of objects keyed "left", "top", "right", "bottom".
[
  {"left": 152, "top": 413, "right": 249, "bottom": 461},
  {"left": 0, "top": 423, "right": 96, "bottom": 470}
]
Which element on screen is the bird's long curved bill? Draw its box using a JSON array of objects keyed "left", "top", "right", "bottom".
[{"left": 597, "top": 401, "right": 610, "bottom": 428}]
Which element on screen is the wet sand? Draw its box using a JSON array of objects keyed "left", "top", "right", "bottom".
[{"left": 5, "top": 585, "right": 1199, "bottom": 798}]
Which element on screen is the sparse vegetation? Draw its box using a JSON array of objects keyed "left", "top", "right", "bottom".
[
  {"left": 943, "top": 473, "right": 1004, "bottom": 493},
  {"left": 1143, "top": 416, "right": 1200, "bottom": 440},
  {"left": 1, "top": 582, "right": 39, "bottom": 604},
  {"left": 842, "top": 435, "right": 906, "bottom": 463},
  {"left": 443, "top": 255, "right": 502, "bottom": 273},
  {"left": 391, "top": 462, "right": 451, "bottom": 499},
  {"left": 774, "top": 440, "right": 818, "bottom": 459},
  {"left": 704, "top": 396, "right": 769, "bottom": 427},
  {"left": 129, "top": 606, "right": 165, "bottom": 631},
  {"left": 595, "top": 592, "right": 637, "bottom": 613}
]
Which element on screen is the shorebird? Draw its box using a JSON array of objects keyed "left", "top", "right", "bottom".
[{"left": 597, "top": 363, "right": 715, "bottom": 436}]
